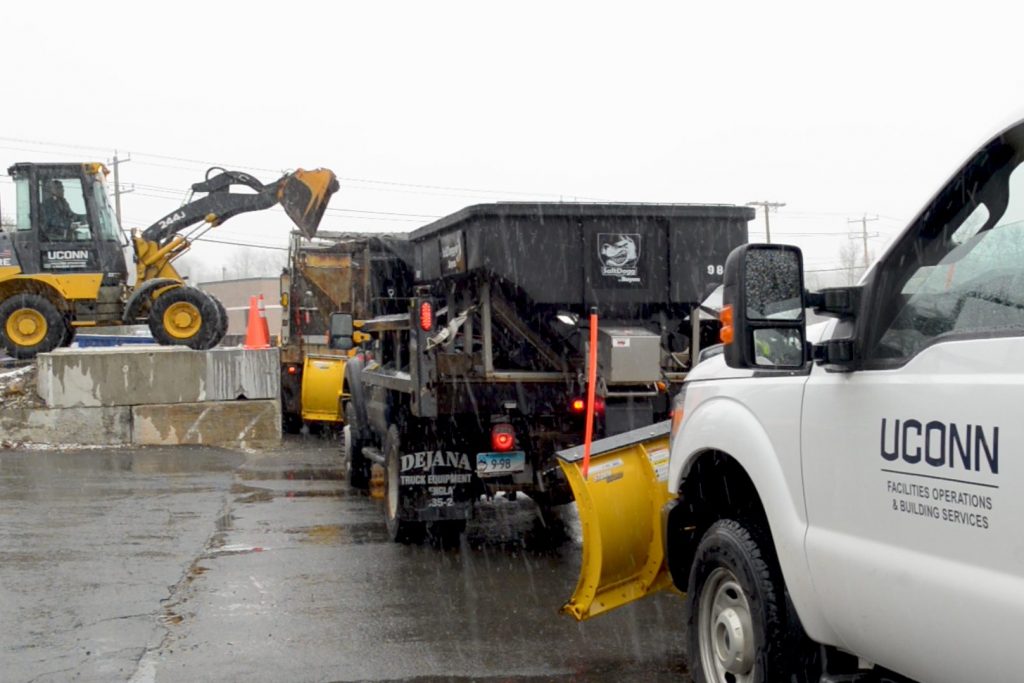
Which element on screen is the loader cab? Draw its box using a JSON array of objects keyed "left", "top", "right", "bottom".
[{"left": 5, "top": 163, "right": 128, "bottom": 283}]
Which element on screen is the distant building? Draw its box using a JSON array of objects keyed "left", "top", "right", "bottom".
[{"left": 198, "top": 277, "right": 282, "bottom": 345}]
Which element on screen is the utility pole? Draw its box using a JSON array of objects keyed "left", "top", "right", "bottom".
[
  {"left": 108, "top": 150, "right": 133, "bottom": 227},
  {"left": 847, "top": 214, "right": 879, "bottom": 270},
  {"left": 746, "top": 201, "right": 786, "bottom": 243}
]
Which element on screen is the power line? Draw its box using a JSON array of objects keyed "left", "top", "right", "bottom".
[
  {"left": 192, "top": 237, "right": 288, "bottom": 251},
  {"left": 0, "top": 134, "right": 606, "bottom": 202}
]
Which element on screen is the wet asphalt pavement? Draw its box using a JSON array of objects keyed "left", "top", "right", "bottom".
[{"left": 0, "top": 435, "right": 688, "bottom": 682}]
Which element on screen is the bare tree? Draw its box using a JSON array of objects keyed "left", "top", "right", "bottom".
[
  {"left": 837, "top": 240, "right": 861, "bottom": 286},
  {"left": 225, "top": 247, "right": 285, "bottom": 280}
]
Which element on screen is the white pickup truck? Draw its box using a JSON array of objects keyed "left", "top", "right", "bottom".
[{"left": 559, "top": 117, "right": 1024, "bottom": 682}]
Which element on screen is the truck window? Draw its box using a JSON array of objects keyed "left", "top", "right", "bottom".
[
  {"left": 90, "top": 178, "right": 122, "bottom": 242},
  {"left": 14, "top": 177, "right": 31, "bottom": 231},
  {"left": 38, "top": 177, "right": 92, "bottom": 242},
  {"left": 873, "top": 160, "right": 1024, "bottom": 361}
]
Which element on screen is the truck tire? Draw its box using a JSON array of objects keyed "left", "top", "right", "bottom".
[
  {"left": 384, "top": 425, "right": 425, "bottom": 544},
  {"left": 428, "top": 520, "right": 466, "bottom": 548},
  {"left": 344, "top": 403, "right": 370, "bottom": 489},
  {"left": 0, "top": 294, "right": 67, "bottom": 359},
  {"left": 686, "top": 518, "right": 793, "bottom": 683},
  {"left": 148, "top": 287, "right": 220, "bottom": 350}
]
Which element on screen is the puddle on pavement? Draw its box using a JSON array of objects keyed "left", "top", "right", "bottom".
[
  {"left": 301, "top": 524, "right": 344, "bottom": 544},
  {"left": 237, "top": 467, "right": 346, "bottom": 482},
  {"left": 231, "top": 482, "right": 346, "bottom": 503},
  {"left": 215, "top": 512, "right": 235, "bottom": 531},
  {"left": 205, "top": 544, "right": 266, "bottom": 558},
  {"left": 0, "top": 449, "right": 244, "bottom": 477},
  {"left": 285, "top": 522, "right": 388, "bottom": 546}
]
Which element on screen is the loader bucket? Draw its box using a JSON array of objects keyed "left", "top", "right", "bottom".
[
  {"left": 279, "top": 168, "right": 340, "bottom": 239},
  {"left": 557, "top": 421, "right": 678, "bottom": 621}
]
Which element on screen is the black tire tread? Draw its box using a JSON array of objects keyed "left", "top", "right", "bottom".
[
  {"left": 345, "top": 403, "right": 370, "bottom": 489},
  {"left": 384, "top": 424, "right": 425, "bottom": 544},
  {"left": 208, "top": 294, "right": 228, "bottom": 347}
]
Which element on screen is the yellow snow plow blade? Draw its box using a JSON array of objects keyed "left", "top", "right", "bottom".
[
  {"left": 557, "top": 421, "right": 677, "bottom": 621},
  {"left": 300, "top": 354, "right": 347, "bottom": 423}
]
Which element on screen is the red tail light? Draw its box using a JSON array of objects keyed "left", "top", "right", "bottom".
[
  {"left": 287, "top": 365, "right": 298, "bottom": 375},
  {"left": 491, "top": 423, "right": 515, "bottom": 452},
  {"left": 419, "top": 301, "right": 433, "bottom": 331}
]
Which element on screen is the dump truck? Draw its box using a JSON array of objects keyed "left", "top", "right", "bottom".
[
  {"left": 556, "top": 117, "right": 1024, "bottom": 683},
  {"left": 332, "top": 202, "right": 752, "bottom": 544},
  {"left": 279, "top": 230, "right": 412, "bottom": 431},
  {"left": 0, "top": 163, "right": 338, "bottom": 358}
]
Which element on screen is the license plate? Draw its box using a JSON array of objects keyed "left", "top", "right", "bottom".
[{"left": 476, "top": 451, "right": 525, "bottom": 477}]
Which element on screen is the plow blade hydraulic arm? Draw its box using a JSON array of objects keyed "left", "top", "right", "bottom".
[{"left": 557, "top": 421, "right": 677, "bottom": 621}]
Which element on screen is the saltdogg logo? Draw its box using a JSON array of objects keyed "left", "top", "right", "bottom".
[{"left": 598, "top": 233, "right": 641, "bottom": 283}]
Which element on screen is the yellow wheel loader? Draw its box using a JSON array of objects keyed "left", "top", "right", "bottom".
[{"left": 0, "top": 162, "right": 338, "bottom": 358}]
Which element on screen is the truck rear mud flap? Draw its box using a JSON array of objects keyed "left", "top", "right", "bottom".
[{"left": 556, "top": 421, "right": 677, "bottom": 621}]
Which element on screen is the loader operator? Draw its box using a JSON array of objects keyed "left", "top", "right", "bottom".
[{"left": 39, "top": 179, "right": 86, "bottom": 241}]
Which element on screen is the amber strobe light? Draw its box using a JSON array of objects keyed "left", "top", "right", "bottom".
[
  {"left": 419, "top": 300, "right": 433, "bottom": 331},
  {"left": 719, "top": 304, "right": 734, "bottom": 344}
]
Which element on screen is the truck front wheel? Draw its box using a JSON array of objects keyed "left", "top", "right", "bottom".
[
  {"left": 344, "top": 403, "right": 369, "bottom": 489},
  {"left": 686, "top": 519, "right": 791, "bottom": 683},
  {"left": 384, "top": 425, "right": 425, "bottom": 544}
]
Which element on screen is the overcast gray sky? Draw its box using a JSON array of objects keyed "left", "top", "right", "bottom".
[{"left": 3, "top": 1, "right": 1023, "bottom": 284}]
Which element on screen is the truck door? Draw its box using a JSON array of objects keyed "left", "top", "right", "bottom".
[{"left": 801, "top": 128, "right": 1024, "bottom": 683}]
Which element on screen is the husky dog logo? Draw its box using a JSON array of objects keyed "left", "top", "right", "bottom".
[{"left": 598, "top": 233, "right": 641, "bottom": 283}]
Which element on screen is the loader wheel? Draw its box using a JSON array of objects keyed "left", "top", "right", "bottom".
[
  {"left": 208, "top": 295, "right": 229, "bottom": 348},
  {"left": 384, "top": 425, "right": 425, "bottom": 544},
  {"left": 0, "top": 294, "right": 66, "bottom": 359},
  {"left": 686, "top": 519, "right": 797, "bottom": 683},
  {"left": 148, "top": 287, "right": 219, "bottom": 349},
  {"left": 59, "top": 319, "right": 77, "bottom": 348},
  {"left": 344, "top": 403, "right": 370, "bottom": 489}
]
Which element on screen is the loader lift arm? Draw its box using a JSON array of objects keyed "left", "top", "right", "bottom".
[{"left": 141, "top": 167, "right": 340, "bottom": 247}]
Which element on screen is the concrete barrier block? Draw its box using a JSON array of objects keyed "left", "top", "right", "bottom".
[
  {"left": 37, "top": 347, "right": 280, "bottom": 408},
  {"left": 132, "top": 399, "right": 281, "bottom": 449},
  {"left": 0, "top": 406, "right": 132, "bottom": 445},
  {"left": 204, "top": 348, "right": 280, "bottom": 401}
]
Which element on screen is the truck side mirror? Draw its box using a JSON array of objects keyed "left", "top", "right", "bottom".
[
  {"left": 328, "top": 312, "right": 354, "bottom": 351},
  {"left": 722, "top": 244, "right": 807, "bottom": 370}
]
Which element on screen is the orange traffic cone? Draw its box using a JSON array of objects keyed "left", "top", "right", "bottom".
[{"left": 244, "top": 295, "right": 271, "bottom": 349}]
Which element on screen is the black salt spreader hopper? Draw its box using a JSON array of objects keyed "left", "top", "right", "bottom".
[{"left": 334, "top": 202, "right": 753, "bottom": 544}]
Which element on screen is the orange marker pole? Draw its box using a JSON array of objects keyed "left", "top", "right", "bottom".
[{"left": 582, "top": 307, "right": 599, "bottom": 480}]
